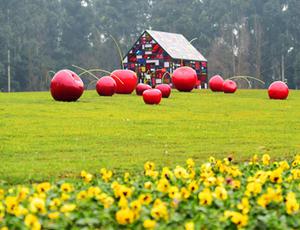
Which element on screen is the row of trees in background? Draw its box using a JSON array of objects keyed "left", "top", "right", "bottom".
[{"left": 1, "top": 0, "right": 300, "bottom": 91}]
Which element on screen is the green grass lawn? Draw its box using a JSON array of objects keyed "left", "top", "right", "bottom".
[{"left": 0, "top": 89, "right": 299, "bottom": 184}]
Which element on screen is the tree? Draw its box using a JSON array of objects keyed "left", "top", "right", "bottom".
[{"left": 1, "top": 0, "right": 300, "bottom": 91}]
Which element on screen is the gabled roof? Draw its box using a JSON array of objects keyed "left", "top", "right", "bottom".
[{"left": 146, "top": 30, "right": 207, "bottom": 62}]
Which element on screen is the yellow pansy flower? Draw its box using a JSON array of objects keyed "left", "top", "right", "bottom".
[
  {"left": 49, "top": 198, "right": 62, "bottom": 210},
  {"left": 231, "top": 180, "right": 241, "bottom": 189},
  {"left": 24, "top": 214, "right": 41, "bottom": 230},
  {"left": 185, "top": 221, "right": 195, "bottom": 230},
  {"left": 145, "top": 170, "right": 159, "bottom": 179},
  {"left": 143, "top": 219, "right": 156, "bottom": 229},
  {"left": 14, "top": 205, "right": 28, "bottom": 217},
  {"left": 48, "top": 212, "right": 60, "bottom": 220},
  {"left": 262, "top": 154, "right": 270, "bottom": 166},
  {"left": 5, "top": 196, "right": 19, "bottom": 214},
  {"left": 237, "top": 197, "right": 250, "bottom": 214},
  {"left": 231, "top": 212, "right": 248, "bottom": 228},
  {"left": 209, "top": 156, "right": 216, "bottom": 164},
  {"left": 80, "top": 170, "right": 93, "bottom": 183},
  {"left": 29, "top": 197, "right": 46, "bottom": 214},
  {"left": 245, "top": 181, "right": 262, "bottom": 197},
  {"left": 87, "top": 186, "right": 101, "bottom": 198},
  {"left": 214, "top": 186, "right": 228, "bottom": 200},
  {"left": 204, "top": 177, "right": 217, "bottom": 187},
  {"left": 138, "top": 193, "right": 152, "bottom": 205},
  {"left": 17, "top": 187, "right": 29, "bottom": 201},
  {"left": 151, "top": 203, "right": 168, "bottom": 220},
  {"left": 103, "top": 196, "right": 114, "bottom": 209},
  {"left": 198, "top": 189, "right": 213, "bottom": 206},
  {"left": 286, "top": 192, "right": 299, "bottom": 215},
  {"left": 115, "top": 185, "right": 132, "bottom": 198},
  {"left": 60, "top": 204, "right": 76, "bottom": 213},
  {"left": 186, "top": 158, "right": 195, "bottom": 168},
  {"left": 224, "top": 211, "right": 248, "bottom": 228},
  {"left": 36, "top": 182, "right": 51, "bottom": 193},
  {"left": 174, "top": 166, "right": 189, "bottom": 179},
  {"left": 279, "top": 161, "right": 290, "bottom": 170},
  {"left": 269, "top": 169, "right": 283, "bottom": 183},
  {"left": 161, "top": 167, "right": 174, "bottom": 180},
  {"left": 291, "top": 169, "right": 300, "bottom": 180},
  {"left": 61, "top": 193, "right": 70, "bottom": 201},
  {"left": 60, "top": 183, "right": 73, "bottom": 193},
  {"left": 76, "top": 190, "right": 88, "bottom": 200},
  {"left": 118, "top": 196, "right": 128, "bottom": 209},
  {"left": 115, "top": 208, "right": 134, "bottom": 225},
  {"left": 251, "top": 154, "right": 258, "bottom": 164},
  {"left": 144, "top": 181, "right": 153, "bottom": 190},
  {"left": 168, "top": 186, "right": 179, "bottom": 199},
  {"left": 257, "top": 194, "right": 269, "bottom": 208},
  {"left": 181, "top": 187, "right": 191, "bottom": 199},
  {"left": 188, "top": 181, "right": 199, "bottom": 193},
  {"left": 100, "top": 168, "right": 113, "bottom": 182},
  {"left": 144, "top": 161, "right": 155, "bottom": 171},
  {"left": 130, "top": 200, "right": 142, "bottom": 213},
  {"left": 157, "top": 178, "right": 170, "bottom": 193}
]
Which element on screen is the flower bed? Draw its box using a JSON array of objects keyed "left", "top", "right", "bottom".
[{"left": 1, "top": 154, "right": 300, "bottom": 229}]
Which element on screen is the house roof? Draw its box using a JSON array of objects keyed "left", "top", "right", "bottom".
[{"left": 146, "top": 30, "right": 207, "bottom": 62}]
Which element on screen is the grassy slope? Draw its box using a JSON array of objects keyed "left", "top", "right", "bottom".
[{"left": 0, "top": 90, "right": 299, "bottom": 184}]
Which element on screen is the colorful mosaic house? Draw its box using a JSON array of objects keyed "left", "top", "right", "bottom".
[{"left": 123, "top": 30, "right": 208, "bottom": 88}]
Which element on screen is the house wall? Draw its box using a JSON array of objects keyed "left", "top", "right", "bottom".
[{"left": 123, "top": 32, "right": 208, "bottom": 88}]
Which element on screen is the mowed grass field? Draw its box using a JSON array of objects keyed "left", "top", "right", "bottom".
[{"left": 0, "top": 90, "right": 299, "bottom": 184}]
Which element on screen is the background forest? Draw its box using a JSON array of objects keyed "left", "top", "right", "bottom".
[{"left": 1, "top": 0, "right": 300, "bottom": 91}]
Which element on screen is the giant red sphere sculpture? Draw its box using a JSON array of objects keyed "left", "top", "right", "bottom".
[
  {"left": 96, "top": 76, "right": 116, "bottom": 96},
  {"left": 172, "top": 67, "right": 197, "bottom": 92},
  {"left": 209, "top": 75, "right": 224, "bottom": 92},
  {"left": 143, "top": 89, "right": 162, "bottom": 105},
  {"left": 110, "top": 69, "right": 137, "bottom": 94},
  {"left": 268, "top": 81, "right": 289, "bottom": 100},
  {"left": 136, "top": 83, "right": 152, "bottom": 96},
  {"left": 50, "top": 69, "right": 84, "bottom": 102},
  {"left": 223, "top": 80, "right": 237, "bottom": 94},
  {"left": 155, "top": 84, "right": 171, "bottom": 98}
]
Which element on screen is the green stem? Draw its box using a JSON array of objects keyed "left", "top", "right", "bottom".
[
  {"left": 47, "top": 70, "right": 56, "bottom": 77},
  {"left": 77, "top": 68, "right": 112, "bottom": 77},
  {"left": 229, "top": 76, "right": 265, "bottom": 88},
  {"left": 228, "top": 76, "right": 251, "bottom": 88},
  {"left": 72, "top": 65, "right": 99, "bottom": 80},
  {"left": 244, "top": 76, "right": 265, "bottom": 85},
  {"left": 73, "top": 66, "right": 124, "bottom": 85},
  {"left": 47, "top": 70, "right": 56, "bottom": 85},
  {"left": 95, "top": 29, "right": 124, "bottom": 69},
  {"left": 109, "top": 34, "right": 124, "bottom": 69}
]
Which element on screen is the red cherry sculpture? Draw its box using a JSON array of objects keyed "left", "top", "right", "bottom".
[
  {"left": 223, "top": 80, "right": 237, "bottom": 93},
  {"left": 209, "top": 75, "right": 224, "bottom": 92},
  {"left": 155, "top": 84, "right": 171, "bottom": 98},
  {"left": 136, "top": 83, "right": 152, "bottom": 96},
  {"left": 172, "top": 67, "right": 197, "bottom": 92},
  {"left": 268, "top": 81, "right": 289, "bottom": 100},
  {"left": 50, "top": 69, "right": 84, "bottom": 102},
  {"left": 110, "top": 69, "right": 138, "bottom": 94},
  {"left": 96, "top": 76, "right": 116, "bottom": 96},
  {"left": 143, "top": 89, "right": 162, "bottom": 105}
]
